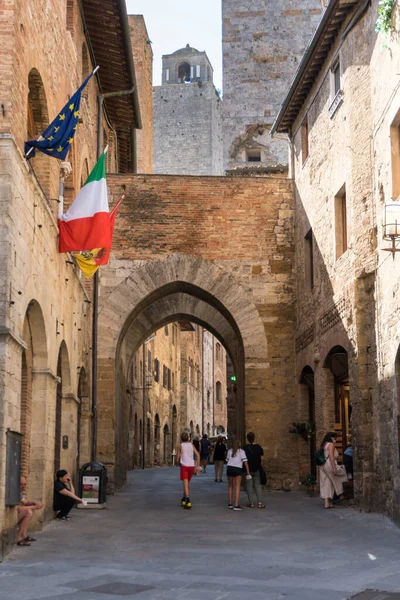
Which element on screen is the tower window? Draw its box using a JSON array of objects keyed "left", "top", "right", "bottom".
[
  {"left": 331, "top": 60, "right": 341, "bottom": 98},
  {"left": 335, "top": 184, "right": 348, "bottom": 259},
  {"left": 247, "top": 149, "right": 261, "bottom": 163},
  {"left": 304, "top": 229, "right": 314, "bottom": 289},
  {"left": 301, "top": 115, "right": 309, "bottom": 165},
  {"left": 178, "top": 62, "right": 190, "bottom": 83},
  {"left": 196, "top": 65, "right": 200, "bottom": 78},
  {"left": 165, "top": 68, "right": 170, "bottom": 82}
]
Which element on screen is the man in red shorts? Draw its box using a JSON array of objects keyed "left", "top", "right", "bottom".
[{"left": 176, "top": 431, "right": 200, "bottom": 509}]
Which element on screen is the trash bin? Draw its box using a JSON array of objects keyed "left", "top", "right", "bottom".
[{"left": 79, "top": 462, "right": 107, "bottom": 508}]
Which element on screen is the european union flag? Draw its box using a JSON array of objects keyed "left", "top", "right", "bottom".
[{"left": 25, "top": 70, "right": 95, "bottom": 161}]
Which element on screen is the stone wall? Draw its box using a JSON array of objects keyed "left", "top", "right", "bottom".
[
  {"left": 222, "top": 0, "right": 322, "bottom": 171},
  {"left": 153, "top": 82, "right": 223, "bottom": 175},
  {"left": 129, "top": 15, "right": 153, "bottom": 174}
]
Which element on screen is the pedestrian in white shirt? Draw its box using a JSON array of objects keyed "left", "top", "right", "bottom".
[{"left": 226, "top": 438, "right": 251, "bottom": 511}]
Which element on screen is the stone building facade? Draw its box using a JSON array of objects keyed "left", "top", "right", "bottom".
[
  {"left": 153, "top": 45, "right": 223, "bottom": 175},
  {"left": 222, "top": 0, "right": 323, "bottom": 173},
  {"left": 0, "top": 0, "right": 141, "bottom": 559},
  {"left": 272, "top": 0, "right": 400, "bottom": 519}
]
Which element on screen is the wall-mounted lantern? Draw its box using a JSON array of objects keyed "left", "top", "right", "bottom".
[{"left": 383, "top": 201, "right": 400, "bottom": 255}]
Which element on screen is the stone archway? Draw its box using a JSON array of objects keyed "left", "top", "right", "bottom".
[
  {"left": 21, "top": 300, "right": 48, "bottom": 506},
  {"left": 97, "top": 254, "right": 275, "bottom": 490}
]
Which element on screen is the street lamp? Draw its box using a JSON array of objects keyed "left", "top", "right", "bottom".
[{"left": 383, "top": 201, "right": 400, "bottom": 255}]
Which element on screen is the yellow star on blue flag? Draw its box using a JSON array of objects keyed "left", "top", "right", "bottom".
[{"left": 25, "top": 70, "right": 96, "bottom": 160}]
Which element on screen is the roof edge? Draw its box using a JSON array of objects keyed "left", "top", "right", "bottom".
[{"left": 117, "top": 0, "right": 142, "bottom": 130}]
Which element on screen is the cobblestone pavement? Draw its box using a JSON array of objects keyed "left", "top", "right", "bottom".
[{"left": 2, "top": 468, "right": 400, "bottom": 600}]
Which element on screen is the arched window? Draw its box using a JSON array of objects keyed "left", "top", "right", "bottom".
[
  {"left": 178, "top": 62, "right": 191, "bottom": 83},
  {"left": 80, "top": 158, "right": 89, "bottom": 188},
  {"left": 216, "top": 381, "right": 222, "bottom": 405},
  {"left": 27, "top": 69, "right": 50, "bottom": 197}
]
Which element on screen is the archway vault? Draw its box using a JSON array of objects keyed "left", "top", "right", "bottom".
[{"left": 97, "top": 254, "right": 292, "bottom": 490}]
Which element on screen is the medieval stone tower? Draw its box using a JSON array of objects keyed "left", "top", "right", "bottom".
[
  {"left": 153, "top": 44, "right": 223, "bottom": 175},
  {"left": 222, "top": 0, "right": 323, "bottom": 173}
]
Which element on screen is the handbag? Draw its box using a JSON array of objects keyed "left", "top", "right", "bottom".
[
  {"left": 314, "top": 447, "right": 327, "bottom": 466},
  {"left": 259, "top": 464, "right": 267, "bottom": 486}
]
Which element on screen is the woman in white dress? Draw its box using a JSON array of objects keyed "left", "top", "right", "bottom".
[{"left": 319, "top": 431, "right": 348, "bottom": 509}]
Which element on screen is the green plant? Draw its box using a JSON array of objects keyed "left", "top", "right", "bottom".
[
  {"left": 375, "top": 0, "right": 396, "bottom": 36},
  {"left": 301, "top": 473, "right": 318, "bottom": 494},
  {"left": 289, "top": 421, "right": 315, "bottom": 439}
]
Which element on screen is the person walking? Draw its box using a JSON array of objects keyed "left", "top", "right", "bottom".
[
  {"left": 243, "top": 432, "right": 265, "bottom": 508},
  {"left": 176, "top": 431, "right": 200, "bottom": 509},
  {"left": 226, "top": 438, "right": 251, "bottom": 511},
  {"left": 213, "top": 436, "right": 227, "bottom": 482},
  {"left": 53, "top": 470, "right": 85, "bottom": 521},
  {"left": 200, "top": 434, "right": 211, "bottom": 473},
  {"left": 319, "top": 432, "right": 347, "bottom": 509}
]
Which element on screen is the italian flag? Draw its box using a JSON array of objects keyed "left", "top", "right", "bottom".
[{"left": 58, "top": 152, "right": 110, "bottom": 253}]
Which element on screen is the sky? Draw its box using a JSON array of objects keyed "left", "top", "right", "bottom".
[{"left": 125, "top": 0, "right": 223, "bottom": 92}]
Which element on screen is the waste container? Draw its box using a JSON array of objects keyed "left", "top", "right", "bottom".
[{"left": 79, "top": 462, "right": 107, "bottom": 508}]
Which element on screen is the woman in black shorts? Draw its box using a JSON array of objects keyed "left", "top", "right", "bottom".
[{"left": 226, "top": 438, "right": 251, "bottom": 511}]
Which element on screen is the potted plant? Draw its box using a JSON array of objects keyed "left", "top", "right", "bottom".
[
  {"left": 289, "top": 421, "right": 315, "bottom": 442},
  {"left": 301, "top": 473, "right": 318, "bottom": 495}
]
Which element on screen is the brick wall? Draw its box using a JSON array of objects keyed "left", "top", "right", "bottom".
[
  {"left": 128, "top": 15, "right": 153, "bottom": 174},
  {"left": 98, "top": 173, "right": 296, "bottom": 489}
]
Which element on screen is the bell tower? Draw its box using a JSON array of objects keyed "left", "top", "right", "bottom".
[{"left": 153, "top": 45, "right": 223, "bottom": 176}]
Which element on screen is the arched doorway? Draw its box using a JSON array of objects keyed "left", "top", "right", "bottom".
[
  {"left": 172, "top": 405, "right": 178, "bottom": 455},
  {"left": 21, "top": 300, "right": 48, "bottom": 503},
  {"left": 77, "top": 367, "right": 90, "bottom": 469},
  {"left": 163, "top": 424, "right": 170, "bottom": 464},
  {"left": 154, "top": 414, "right": 161, "bottom": 465},
  {"left": 324, "top": 346, "right": 351, "bottom": 460},
  {"left": 55, "top": 341, "right": 73, "bottom": 477}
]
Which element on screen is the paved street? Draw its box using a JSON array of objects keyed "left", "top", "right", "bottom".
[{"left": 1, "top": 468, "right": 400, "bottom": 600}]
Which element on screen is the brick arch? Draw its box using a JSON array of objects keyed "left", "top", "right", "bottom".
[{"left": 97, "top": 253, "right": 269, "bottom": 489}]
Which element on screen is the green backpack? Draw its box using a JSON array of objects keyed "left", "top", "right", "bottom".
[{"left": 314, "top": 448, "right": 327, "bottom": 466}]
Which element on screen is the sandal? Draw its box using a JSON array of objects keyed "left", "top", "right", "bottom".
[
  {"left": 324, "top": 505, "right": 334, "bottom": 509},
  {"left": 24, "top": 536, "right": 37, "bottom": 542},
  {"left": 247, "top": 503, "right": 254, "bottom": 508},
  {"left": 257, "top": 503, "right": 265, "bottom": 509},
  {"left": 17, "top": 540, "right": 31, "bottom": 546}
]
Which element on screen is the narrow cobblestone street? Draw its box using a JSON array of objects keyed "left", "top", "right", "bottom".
[{"left": 2, "top": 468, "right": 400, "bottom": 600}]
